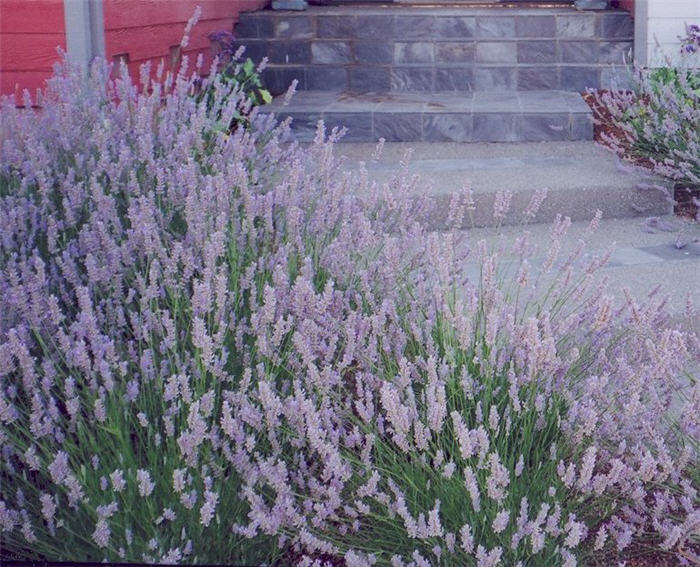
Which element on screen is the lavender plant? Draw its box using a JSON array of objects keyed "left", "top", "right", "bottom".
[{"left": 0, "top": 48, "right": 698, "bottom": 566}]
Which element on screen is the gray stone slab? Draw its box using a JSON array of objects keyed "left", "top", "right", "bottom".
[
  {"left": 476, "top": 42, "right": 517, "bottom": 64},
  {"left": 474, "top": 67, "right": 516, "bottom": 91},
  {"left": 423, "top": 114, "right": 473, "bottom": 142},
  {"left": 561, "top": 66, "right": 600, "bottom": 91},
  {"left": 272, "top": 0, "right": 307, "bottom": 10},
  {"left": 435, "top": 16, "right": 476, "bottom": 38},
  {"left": 267, "top": 41, "right": 311, "bottom": 64},
  {"left": 600, "top": 66, "right": 635, "bottom": 90},
  {"left": 394, "top": 42, "right": 435, "bottom": 65},
  {"left": 375, "top": 96, "right": 426, "bottom": 114},
  {"left": 234, "top": 16, "right": 260, "bottom": 39},
  {"left": 556, "top": 14, "right": 596, "bottom": 38},
  {"left": 287, "top": 112, "right": 322, "bottom": 142},
  {"left": 519, "top": 113, "right": 570, "bottom": 142},
  {"left": 473, "top": 91, "right": 521, "bottom": 112},
  {"left": 349, "top": 67, "right": 391, "bottom": 92},
  {"left": 609, "top": 247, "right": 666, "bottom": 266},
  {"left": 274, "top": 16, "right": 314, "bottom": 39},
  {"left": 323, "top": 113, "right": 373, "bottom": 142},
  {"left": 306, "top": 66, "right": 347, "bottom": 90},
  {"left": 311, "top": 41, "right": 352, "bottom": 64},
  {"left": 262, "top": 66, "right": 306, "bottom": 95},
  {"left": 476, "top": 16, "right": 515, "bottom": 38},
  {"left": 517, "top": 40, "right": 556, "bottom": 64},
  {"left": 435, "top": 68, "right": 474, "bottom": 92},
  {"left": 318, "top": 15, "right": 394, "bottom": 40},
  {"left": 640, "top": 243, "right": 700, "bottom": 261},
  {"left": 355, "top": 41, "right": 393, "bottom": 65},
  {"left": 325, "top": 92, "right": 384, "bottom": 112},
  {"left": 560, "top": 41, "right": 599, "bottom": 64},
  {"left": 599, "top": 12, "right": 634, "bottom": 39},
  {"left": 373, "top": 113, "right": 422, "bottom": 142},
  {"left": 599, "top": 41, "right": 633, "bottom": 65},
  {"left": 517, "top": 68, "right": 559, "bottom": 90},
  {"left": 235, "top": 41, "right": 267, "bottom": 63},
  {"left": 396, "top": 16, "right": 436, "bottom": 39},
  {"left": 391, "top": 68, "right": 434, "bottom": 92},
  {"left": 423, "top": 94, "right": 473, "bottom": 113},
  {"left": 515, "top": 16, "right": 555, "bottom": 38},
  {"left": 473, "top": 114, "right": 519, "bottom": 142},
  {"left": 571, "top": 113, "right": 594, "bottom": 140},
  {"left": 435, "top": 42, "right": 475, "bottom": 64}
]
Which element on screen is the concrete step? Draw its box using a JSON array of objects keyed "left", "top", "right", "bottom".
[
  {"left": 329, "top": 141, "right": 673, "bottom": 228},
  {"left": 234, "top": 5, "right": 634, "bottom": 94},
  {"left": 264, "top": 90, "right": 593, "bottom": 142}
]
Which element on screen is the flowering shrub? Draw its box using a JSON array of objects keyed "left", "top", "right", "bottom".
[{"left": 0, "top": 51, "right": 698, "bottom": 566}]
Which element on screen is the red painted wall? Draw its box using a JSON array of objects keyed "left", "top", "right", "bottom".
[
  {"left": 103, "top": 0, "right": 268, "bottom": 80},
  {"left": 0, "top": 0, "right": 66, "bottom": 97},
  {"left": 0, "top": 0, "right": 267, "bottom": 97}
]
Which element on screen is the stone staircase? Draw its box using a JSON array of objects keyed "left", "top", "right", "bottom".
[{"left": 234, "top": 4, "right": 634, "bottom": 142}]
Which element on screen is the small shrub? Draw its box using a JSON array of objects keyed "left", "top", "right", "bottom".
[{"left": 0, "top": 50, "right": 698, "bottom": 566}]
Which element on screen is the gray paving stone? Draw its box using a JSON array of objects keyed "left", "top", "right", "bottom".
[
  {"left": 423, "top": 114, "right": 473, "bottom": 142},
  {"left": 287, "top": 112, "right": 322, "bottom": 142},
  {"left": 397, "top": 16, "right": 436, "bottom": 39},
  {"left": 306, "top": 66, "right": 347, "bottom": 90},
  {"left": 325, "top": 92, "right": 384, "bottom": 113},
  {"left": 640, "top": 243, "right": 700, "bottom": 261},
  {"left": 263, "top": 66, "right": 306, "bottom": 95},
  {"left": 570, "top": 114, "right": 593, "bottom": 140},
  {"left": 435, "top": 68, "right": 474, "bottom": 92},
  {"left": 436, "top": 42, "right": 475, "bottom": 64},
  {"left": 556, "top": 15, "right": 596, "bottom": 38},
  {"left": 473, "top": 114, "right": 519, "bottom": 142},
  {"left": 423, "top": 94, "right": 473, "bottom": 113},
  {"left": 395, "top": 42, "right": 435, "bottom": 65},
  {"left": 561, "top": 66, "right": 600, "bottom": 91},
  {"left": 323, "top": 113, "right": 373, "bottom": 141},
  {"left": 318, "top": 15, "right": 394, "bottom": 39},
  {"left": 234, "top": 16, "right": 259, "bottom": 39},
  {"left": 267, "top": 41, "right": 310, "bottom": 64},
  {"left": 311, "top": 41, "right": 352, "bottom": 64},
  {"left": 474, "top": 67, "right": 516, "bottom": 91},
  {"left": 373, "top": 113, "right": 422, "bottom": 141},
  {"left": 476, "top": 42, "right": 517, "bottom": 64},
  {"left": 560, "top": 41, "right": 599, "bottom": 64},
  {"left": 517, "top": 68, "right": 559, "bottom": 90},
  {"left": 274, "top": 17, "right": 314, "bottom": 39},
  {"left": 520, "top": 113, "right": 570, "bottom": 142},
  {"left": 599, "top": 41, "right": 633, "bottom": 65},
  {"left": 476, "top": 16, "right": 515, "bottom": 38},
  {"left": 517, "top": 40, "right": 556, "bottom": 64},
  {"left": 355, "top": 41, "right": 393, "bottom": 65},
  {"left": 235, "top": 41, "right": 267, "bottom": 63},
  {"left": 600, "top": 66, "right": 635, "bottom": 90},
  {"left": 435, "top": 16, "right": 476, "bottom": 38},
  {"left": 376, "top": 95, "right": 425, "bottom": 114},
  {"left": 519, "top": 91, "right": 575, "bottom": 113},
  {"left": 599, "top": 12, "right": 634, "bottom": 39},
  {"left": 610, "top": 247, "right": 666, "bottom": 266},
  {"left": 515, "top": 16, "right": 555, "bottom": 38},
  {"left": 349, "top": 67, "right": 391, "bottom": 92},
  {"left": 391, "top": 68, "right": 434, "bottom": 92},
  {"left": 473, "top": 91, "right": 521, "bottom": 112}
]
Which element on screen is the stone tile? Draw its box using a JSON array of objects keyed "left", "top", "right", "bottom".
[
  {"left": 435, "top": 16, "right": 476, "bottom": 38},
  {"left": 561, "top": 66, "right": 599, "bottom": 91},
  {"left": 436, "top": 42, "right": 475, "bottom": 64},
  {"left": 556, "top": 15, "right": 595, "bottom": 38},
  {"left": 322, "top": 113, "right": 373, "bottom": 142},
  {"left": 474, "top": 67, "right": 516, "bottom": 91},
  {"left": 599, "top": 13, "right": 634, "bottom": 39},
  {"left": 473, "top": 91, "right": 520, "bottom": 112},
  {"left": 349, "top": 67, "right": 391, "bottom": 92},
  {"left": 258, "top": 16, "right": 274, "bottom": 39},
  {"left": 373, "top": 113, "right": 422, "bottom": 141},
  {"left": 640, "top": 243, "right": 700, "bottom": 261},
  {"left": 559, "top": 41, "right": 599, "bottom": 63},
  {"left": 600, "top": 66, "right": 635, "bottom": 90},
  {"left": 274, "top": 17, "right": 314, "bottom": 39},
  {"left": 391, "top": 68, "right": 434, "bottom": 92},
  {"left": 519, "top": 91, "right": 572, "bottom": 113},
  {"left": 235, "top": 41, "right": 267, "bottom": 63},
  {"left": 396, "top": 16, "right": 436, "bottom": 39},
  {"left": 473, "top": 114, "right": 519, "bottom": 142},
  {"left": 423, "top": 114, "right": 473, "bottom": 142},
  {"left": 317, "top": 16, "right": 354, "bottom": 38},
  {"left": 517, "top": 68, "right": 559, "bottom": 90},
  {"left": 267, "top": 41, "right": 311, "bottom": 64},
  {"left": 610, "top": 247, "right": 666, "bottom": 265},
  {"left": 234, "top": 16, "right": 260, "bottom": 39},
  {"left": 476, "top": 42, "right": 517, "bottom": 64},
  {"left": 287, "top": 112, "right": 321, "bottom": 142},
  {"left": 519, "top": 113, "right": 570, "bottom": 141},
  {"left": 355, "top": 41, "right": 393, "bottom": 65},
  {"left": 571, "top": 114, "right": 594, "bottom": 140},
  {"left": 268, "top": 91, "right": 336, "bottom": 112},
  {"left": 262, "top": 66, "right": 306, "bottom": 95},
  {"left": 318, "top": 15, "right": 394, "bottom": 40},
  {"left": 599, "top": 41, "right": 633, "bottom": 64},
  {"left": 353, "top": 15, "right": 395, "bottom": 40},
  {"left": 435, "top": 68, "right": 474, "bottom": 92},
  {"left": 326, "top": 92, "right": 383, "bottom": 112},
  {"left": 476, "top": 16, "right": 515, "bottom": 38},
  {"left": 517, "top": 40, "right": 556, "bottom": 64},
  {"left": 311, "top": 41, "right": 352, "bottom": 64},
  {"left": 423, "top": 93, "right": 473, "bottom": 113},
  {"left": 515, "top": 16, "right": 555, "bottom": 38},
  {"left": 306, "top": 66, "right": 347, "bottom": 91},
  {"left": 394, "top": 42, "right": 435, "bottom": 64},
  {"left": 375, "top": 94, "right": 426, "bottom": 114}
]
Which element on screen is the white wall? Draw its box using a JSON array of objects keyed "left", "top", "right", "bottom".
[{"left": 635, "top": 0, "right": 700, "bottom": 66}]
